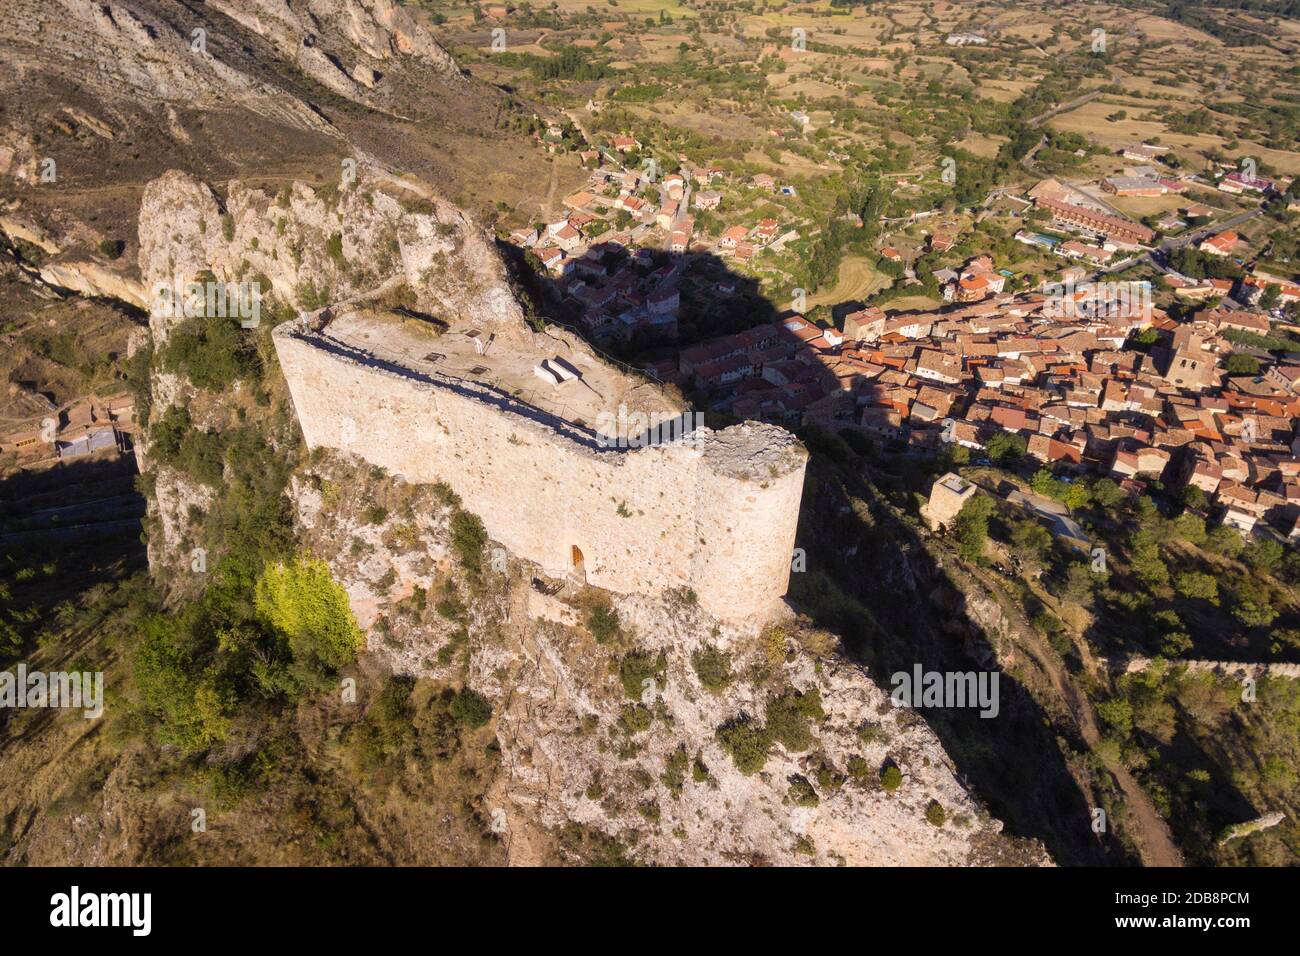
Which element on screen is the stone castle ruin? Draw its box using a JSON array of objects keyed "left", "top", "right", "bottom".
[
  {"left": 273, "top": 308, "right": 808, "bottom": 621},
  {"left": 131, "top": 166, "right": 806, "bottom": 621}
]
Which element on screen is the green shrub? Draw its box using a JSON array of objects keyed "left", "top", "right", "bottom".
[
  {"left": 925, "top": 800, "right": 947, "bottom": 827},
  {"left": 661, "top": 744, "right": 689, "bottom": 796},
  {"left": 691, "top": 752, "right": 711, "bottom": 782},
  {"left": 449, "top": 688, "right": 492, "bottom": 728},
  {"left": 255, "top": 556, "right": 362, "bottom": 686},
  {"left": 716, "top": 716, "right": 770, "bottom": 775},
  {"left": 618, "top": 649, "right": 666, "bottom": 700},
  {"left": 296, "top": 280, "right": 329, "bottom": 311},
  {"left": 618, "top": 703, "right": 653, "bottom": 735},
  {"left": 586, "top": 602, "right": 620, "bottom": 643},
  {"left": 325, "top": 231, "right": 346, "bottom": 268},
  {"left": 160, "top": 314, "right": 258, "bottom": 390},
  {"left": 450, "top": 511, "right": 487, "bottom": 574},
  {"left": 431, "top": 481, "right": 461, "bottom": 508},
  {"left": 98, "top": 239, "right": 125, "bottom": 259},
  {"left": 691, "top": 644, "right": 733, "bottom": 692},
  {"left": 435, "top": 589, "right": 467, "bottom": 621},
  {"left": 788, "top": 775, "right": 820, "bottom": 807},
  {"left": 178, "top": 429, "right": 227, "bottom": 487},
  {"left": 881, "top": 765, "right": 903, "bottom": 791},
  {"left": 764, "top": 686, "right": 824, "bottom": 753},
  {"left": 149, "top": 404, "right": 192, "bottom": 464}
]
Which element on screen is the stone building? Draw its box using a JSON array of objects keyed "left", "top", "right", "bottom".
[
  {"left": 923, "top": 472, "right": 977, "bottom": 531},
  {"left": 274, "top": 310, "right": 808, "bottom": 621}
]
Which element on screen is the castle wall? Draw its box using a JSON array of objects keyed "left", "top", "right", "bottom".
[{"left": 274, "top": 326, "right": 806, "bottom": 620}]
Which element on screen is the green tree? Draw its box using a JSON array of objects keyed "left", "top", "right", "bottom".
[
  {"left": 1175, "top": 570, "right": 1219, "bottom": 604},
  {"left": 1224, "top": 353, "right": 1260, "bottom": 376},
  {"left": 1090, "top": 478, "right": 1125, "bottom": 508},
  {"left": 986, "top": 431, "right": 1027, "bottom": 463},
  {"left": 255, "top": 556, "right": 362, "bottom": 685},
  {"left": 1010, "top": 518, "right": 1053, "bottom": 568},
  {"left": 953, "top": 494, "right": 995, "bottom": 561},
  {"left": 1171, "top": 512, "right": 1207, "bottom": 546},
  {"left": 133, "top": 611, "right": 233, "bottom": 751},
  {"left": 1205, "top": 525, "right": 1244, "bottom": 557},
  {"left": 1179, "top": 484, "right": 1207, "bottom": 511},
  {"left": 1231, "top": 577, "right": 1278, "bottom": 628},
  {"left": 1129, "top": 527, "right": 1169, "bottom": 590},
  {"left": 1243, "top": 539, "right": 1284, "bottom": 573},
  {"left": 1097, "top": 697, "right": 1133, "bottom": 737}
]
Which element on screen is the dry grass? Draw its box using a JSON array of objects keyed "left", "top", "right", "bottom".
[{"left": 804, "top": 256, "right": 890, "bottom": 309}]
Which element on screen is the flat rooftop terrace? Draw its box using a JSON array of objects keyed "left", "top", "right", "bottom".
[{"left": 316, "top": 308, "right": 682, "bottom": 439}]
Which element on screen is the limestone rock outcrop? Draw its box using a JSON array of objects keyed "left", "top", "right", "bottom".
[
  {"left": 137, "top": 165, "right": 525, "bottom": 342},
  {"left": 285, "top": 453, "right": 1051, "bottom": 866}
]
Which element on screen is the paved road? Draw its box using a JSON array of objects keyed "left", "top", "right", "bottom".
[
  {"left": 1020, "top": 135, "right": 1046, "bottom": 173},
  {"left": 1159, "top": 207, "right": 1263, "bottom": 253},
  {"left": 1084, "top": 207, "right": 1264, "bottom": 283}
]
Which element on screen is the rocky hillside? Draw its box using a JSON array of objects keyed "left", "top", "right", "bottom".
[
  {"left": 0, "top": 4, "right": 1053, "bottom": 868},
  {"left": 286, "top": 454, "right": 1046, "bottom": 865},
  {"left": 0, "top": 0, "right": 569, "bottom": 317},
  {"left": 98, "top": 160, "right": 1047, "bottom": 865}
]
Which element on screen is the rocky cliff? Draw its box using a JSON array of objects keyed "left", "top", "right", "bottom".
[
  {"left": 118, "top": 164, "right": 1049, "bottom": 865},
  {"left": 0, "top": 4, "right": 1052, "bottom": 867},
  {"left": 284, "top": 453, "right": 1047, "bottom": 865}
]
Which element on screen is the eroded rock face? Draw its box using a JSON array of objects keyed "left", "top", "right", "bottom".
[
  {"left": 0, "top": 1, "right": 460, "bottom": 136},
  {"left": 209, "top": 0, "right": 461, "bottom": 105},
  {"left": 38, "top": 261, "right": 147, "bottom": 309},
  {"left": 133, "top": 164, "right": 534, "bottom": 586},
  {"left": 137, "top": 166, "right": 526, "bottom": 344},
  {"left": 30, "top": 0, "right": 335, "bottom": 133},
  {"left": 286, "top": 453, "right": 1052, "bottom": 867}
]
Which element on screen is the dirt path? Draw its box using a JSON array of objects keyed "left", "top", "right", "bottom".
[
  {"left": 1028, "top": 87, "right": 1104, "bottom": 127},
  {"left": 543, "top": 156, "right": 560, "bottom": 222},
  {"left": 969, "top": 564, "right": 1185, "bottom": 866}
]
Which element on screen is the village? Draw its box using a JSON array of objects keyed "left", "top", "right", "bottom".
[
  {"left": 0, "top": 390, "right": 135, "bottom": 468},
  {"left": 502, "top": 124, "right": 1300, "bottom": 548}
]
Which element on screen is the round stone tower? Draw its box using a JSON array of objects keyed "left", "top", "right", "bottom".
[{"left": 690, "top": 423, "right": 808, "bottom": 621}]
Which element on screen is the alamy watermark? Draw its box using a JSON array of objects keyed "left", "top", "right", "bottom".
[
  {"left": 0, "top": 664, "right": 103, "bottom": 718},
  {"left": 50, "top": 886, "right": 150, "bottom": 936},
  {"left": 1043, "top": 279, "right": 1151, "bottom": 321},
  {"left": 595, "top": 405, "right": 705, "bottom": 449},
  {"left": 890, "top": 665, "right": 999, "bottom": 718},
  {"left": 151, "top": 279, "right": 263, "bottom": 329}
]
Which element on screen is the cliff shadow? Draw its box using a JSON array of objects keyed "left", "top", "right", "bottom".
[
  {"left": 786, "top": 449, "right": 1130, "bottom": 866},
  {"left": 496, "top": 236, "right": 1126, "bottom": 862},
  {"left": 0, "top": 453, "right": 147, "bottom": 667},
  {"left": 495, "top": 241, "right": 781, "bottom": 363}
]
